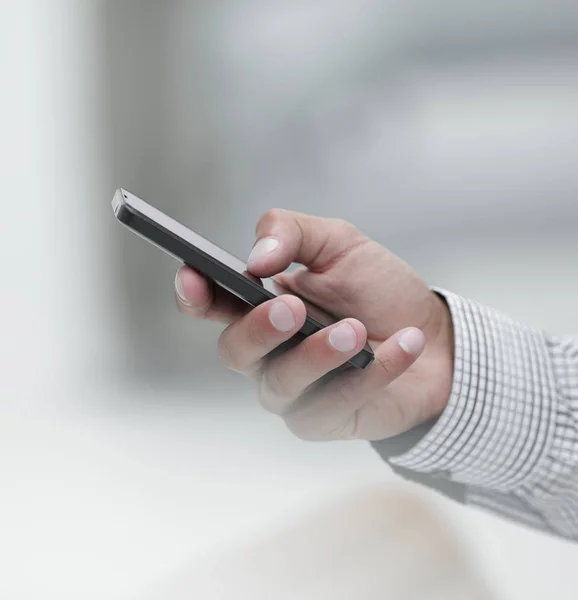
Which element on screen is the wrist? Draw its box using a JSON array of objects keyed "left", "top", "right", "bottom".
[{"left": 423, "top": 292, "right": 454, "bottom": 420}]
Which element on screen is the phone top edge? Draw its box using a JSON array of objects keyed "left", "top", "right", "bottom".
[
  {"left": 111, "top": 188, "right": 124, "bottom": 216},
  {"left": 112, "top": 188, "right": 139, "bottom": 215}
]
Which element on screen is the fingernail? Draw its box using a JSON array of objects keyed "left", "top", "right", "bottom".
[
  {"left": 329, "top": 322, "right": 357, "bottom": 353},
  {"left": 269, "top": 301, "right": 295, "bottom": 332},
  {"left": 248, "top": 237, "right": 279, "bottom": 265},
  {"left": 175, "top": 270, "right": 192, "bottom": 306},
  {"left": 398, "top": 328, "right": 425, "bottom": 356}
]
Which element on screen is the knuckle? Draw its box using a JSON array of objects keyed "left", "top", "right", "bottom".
[
  {"left": 258, "top": 390, "right": 282, "bottom": 416},
  {"left": 217, "top": 333, "right": 238, "bottom": 371},
  {"left": 330, "top": 217, "right": 354, "bottom": 233},
  {"left": 329, "top": 218, "right": 360, "bottom": 241},
  {"left": 297, "top": 338, "right": 314, "bottom": 368},
  {"left": 256, "top": 208, "right": 285, "bottom": 234},
  {"left": 331, "top": 377, "right": 357, "bottom": 412},
  {"left": 246, "top": 315, "right": 268, "bottom": 348},
  {"left": 375, "top": 353, "right": 398, "bottom": 378},
  {"left": 328, "top": 413, "right": 358, "bottom": 441},
  {"left": 261, "top": 366, "right": 291, "bottom": 406}
]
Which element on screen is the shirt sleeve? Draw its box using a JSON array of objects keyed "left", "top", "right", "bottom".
[{"left": 371, "top": 289, "right": 578, "bottom": 541}]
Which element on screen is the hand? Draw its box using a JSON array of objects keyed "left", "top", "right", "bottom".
[{"left": 175, "top": 210, "right": 454, "bottom": 441}]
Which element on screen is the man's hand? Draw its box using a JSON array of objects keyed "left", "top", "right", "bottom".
[{"left": 175, "top": 210, "right": 454, "bottom": 441}]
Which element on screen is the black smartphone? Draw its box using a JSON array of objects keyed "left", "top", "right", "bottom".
[{"left": 112, "top": 189, "right": 374, "bottom": 370}]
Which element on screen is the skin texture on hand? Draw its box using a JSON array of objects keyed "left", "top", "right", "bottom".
[{"left": 175, "top": 209, "right": 454, "bottom": 442}]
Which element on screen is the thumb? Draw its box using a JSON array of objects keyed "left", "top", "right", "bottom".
[
  {"left": 247, "top": 209, "right": 433, "bottom": 340},
  {"left": 246, "top": 209, "right": 368, "bottom": 277}
]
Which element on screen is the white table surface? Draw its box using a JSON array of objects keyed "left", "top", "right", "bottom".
[{"left": 1, "top": 379, "right": 577, "bottom": 600}]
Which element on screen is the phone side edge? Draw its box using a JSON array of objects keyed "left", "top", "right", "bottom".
[{"left": 112, "top": 188, "right": 145, "bottom": 228}]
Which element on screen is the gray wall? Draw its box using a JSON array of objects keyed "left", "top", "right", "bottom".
[{"left": 99, "top": 0, "right": 578, "bottom": 389}]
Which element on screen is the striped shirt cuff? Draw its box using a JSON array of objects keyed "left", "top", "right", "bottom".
[{"left": 390, "top": 289, "right": 558, "bottom": 493}]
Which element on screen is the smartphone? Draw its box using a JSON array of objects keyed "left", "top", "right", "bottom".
[{"left": 112, "top": 189, "right": 374, "bottom": 370}]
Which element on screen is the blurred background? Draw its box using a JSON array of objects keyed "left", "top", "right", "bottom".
[{"left": 1, "top": 0, "right": 578, "bottom": 598}]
